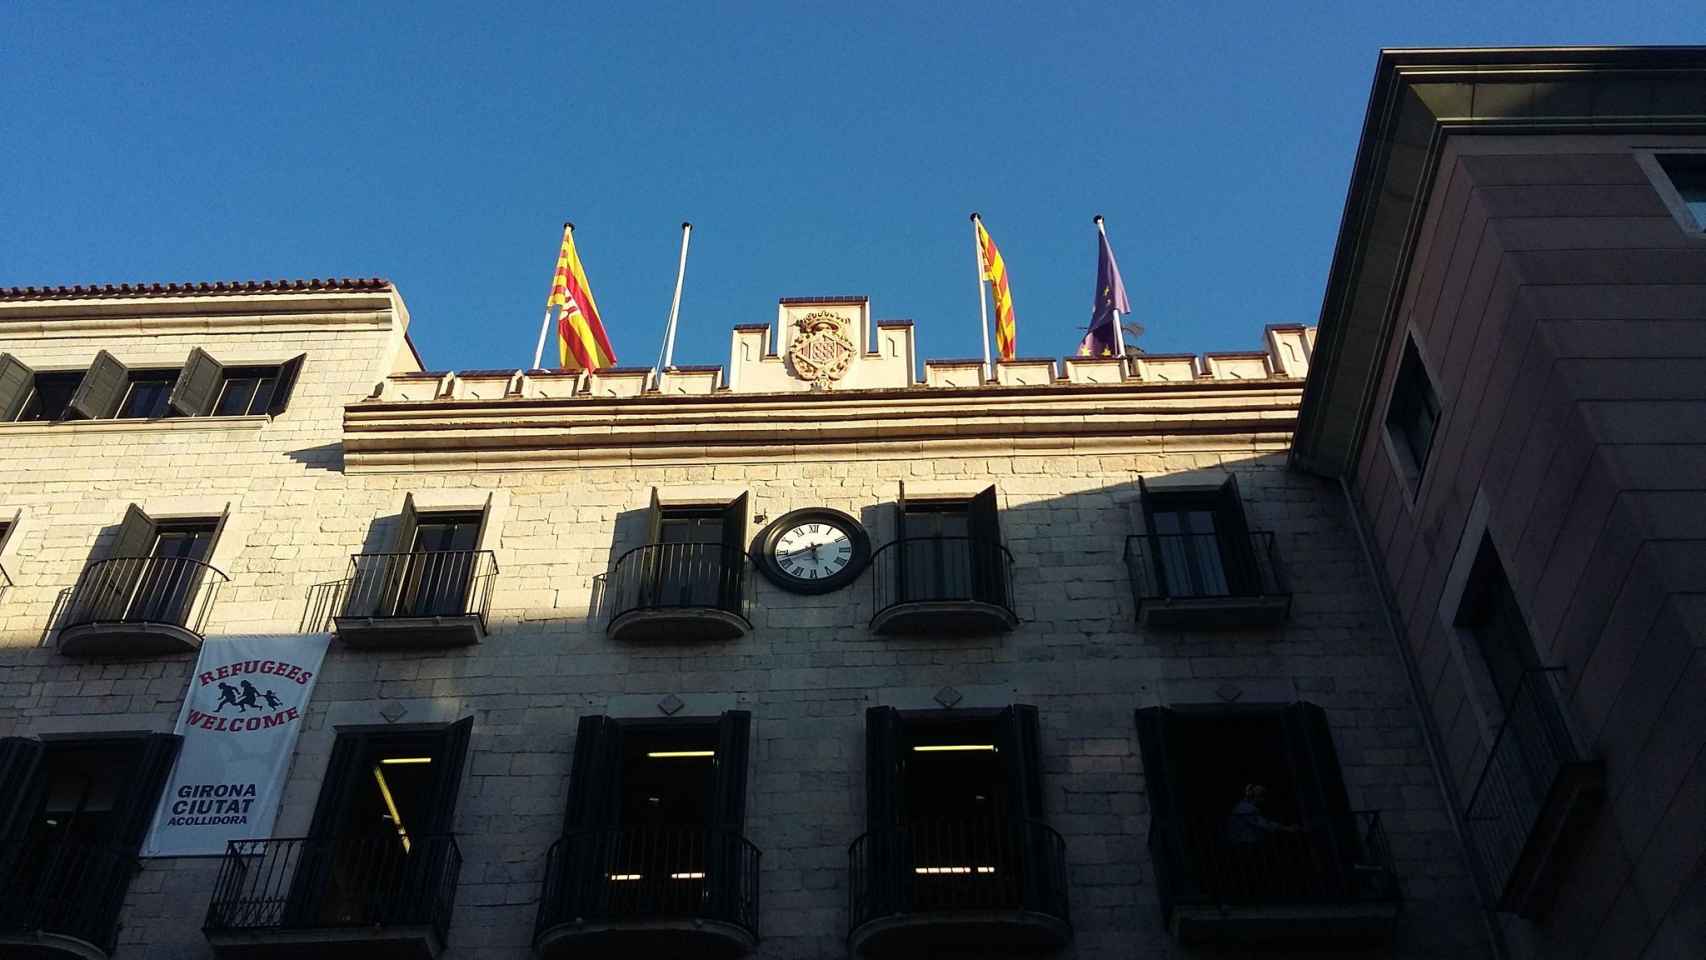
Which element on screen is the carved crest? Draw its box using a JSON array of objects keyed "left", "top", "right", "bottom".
[{"left": 786, "top": 311, "right": 855, "bottom": 389}]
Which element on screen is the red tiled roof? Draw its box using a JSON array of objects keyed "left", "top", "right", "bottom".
[{"left": 0, "top": 278, "right": 392, "bottom": 301}]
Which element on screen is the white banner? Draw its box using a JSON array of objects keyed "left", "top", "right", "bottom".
[{"left": 142, "top": 633, "right": 332, "bottom": 857}]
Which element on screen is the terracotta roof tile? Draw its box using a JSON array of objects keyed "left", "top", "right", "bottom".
[{"left": 0, "top": 277, "right": 391, "bottom": 301}]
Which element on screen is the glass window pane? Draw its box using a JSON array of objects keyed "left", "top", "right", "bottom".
[
  {"left": 118, "top": 378, "right": 173, "bottom": 419},
  {"left": 248, "top": 377, "right": 277, "bottom": 413},
  {"left": 214, "top": 378, "right": 259, "bottom": 416}
]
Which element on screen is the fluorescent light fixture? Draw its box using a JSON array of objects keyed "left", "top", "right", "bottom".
[
  {"left": 646, "top": 750, "right": 715, "bottom": 758},
  {"left": 608, "top": 873, "right": 643, "bottom": 881},
  {"left": 914, "top": 866, "right": 998, "bottom": 875},
  {"left": 911, "top": 744, "right": 997, "bottom": 752},
  {"left": 670, "top": 871, "right": 707, "bottom": 880},
  {"left": 371, "top": 766, "right": 411, "bottom": 854},
  {"left": 380, "top": 757, "right": 433, "bottom": 765}
]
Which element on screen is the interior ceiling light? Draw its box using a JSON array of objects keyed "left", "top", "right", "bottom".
[
  {"left": 911, "top": 744, "right": 997, "bottom": 752},
  {"left": 670, "top": 872, "right": 707, "bottom": 880},
  {"left": 380, "top": 757, "right": 433, "bottom": 765},
  {"left": 647, "top": 750, "right": 715, "bottom": 758},
  {"left": 608, "top": 874, "right": 643, "bottom": 881},
  {"left": 914, "top": 866, "right": 998, "bottom": 875},
  {"left": 371, "top": 766, "right": 412, "bottom": 854}
]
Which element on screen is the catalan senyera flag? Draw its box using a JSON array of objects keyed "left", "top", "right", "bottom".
[
  {"left": 976, "top": 219, "right": 1017, "bottom": 360},
  {"left": 548, "top": 226, "right": 617, "bottom": 371}
]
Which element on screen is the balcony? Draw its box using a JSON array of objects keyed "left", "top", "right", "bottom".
[
  {"left": 847, "top": 818, "right": 1070, "bottom": 956},
  {"left": 203, "top": 834, "right": 462, "bottom": 960},
  {"left": 1148, "top": 811, "right": 1399, "bottom": 945},
  {"left": 1125, "top": 532, "right": 1290, "bottom": 628},
  {"left": 0, "top": 839, "right": 134, "bottom": 960},
  {"left": 533, "top": 826, "right": 761, "bottom": 959},
  {"left": 1464, "top": 667, "right": 1603, "bottom": 918},
  {"left": 332, "top": 550, "right": 496, "bottom": 650},
  {"left": 869, "top": 537, "right": 1017, "bottom": 635},
  {"left": 600, "top": 543, "right": 750, "bottom": 643},
  {"left": 57, "top": 555, "right": 227, "bottom": 656}
]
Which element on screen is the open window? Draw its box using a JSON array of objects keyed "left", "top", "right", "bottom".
[
  {"left": 167, "top": 348, "right": 306, "bottom": 418},
  {"left": 59, "top": 504, "right": 230, "bottom": 656},
  {"left": 1654, "top": 153, "right": 1706, "bottom": 231},
  {"left": 534, "top": 711, "right": 759, "bottom": 955},
  {"left": 851, "top": 705, "right": 1067, "bottom": 952},
  {"left": 337, "top": 494, "right": 496, "bottom": 648},
  {"left": 1136, "top": 703, "right": 1396, "bottom": 943},
  {"left": 872, "top": 484, "right": 1015, "bottom": 634},
  {"left": 0, "top": 354, "right": 84, "bottom": 423},
  {"left": 1130, "top": 475, "right": 1288, "bottom": 628},
  {"left": 0, "top": 349, "right": 305, "bottom": 423},
  {"left": 605, "top": 490, "right": 750, "bottom": 642},
  {"left": 0, "top": 734, "right": 182, "bottom": 956}
]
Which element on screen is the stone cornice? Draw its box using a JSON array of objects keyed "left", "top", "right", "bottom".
[
  {"left": 343, "top": 378, "right": 1303, "bottom": 472},
  {"left": 0, "top": 289, "right": 401, "bottom": 340}
]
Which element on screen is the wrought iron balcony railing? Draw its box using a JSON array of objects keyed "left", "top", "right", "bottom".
[
  {"left": 0, "top": 838, "right": 135, "bottom": 955},
  {"left": 337, "top": 549, "right": 497, "bottom": 626},
  {"left": 869, "top": 537, "right": 1016, "bottom": 632},
  {"left": 204, "top": 834, "right": 462, "bottom": 945},
  {"left": 1148, "top": 811, "right": 1398, "bottom": 914},
  {"left": 848, "top": 818, "right": 1069, "bottom": 939},
  {"left": 599, "top": 542, "right": 750, "bottom": 638},
  {"left": 534, "top": 825, "right": 761, "bottom": 946},
  {"left": 1125, "top": 532, "right": 1290, "bottom": 625},
  {"left": 1464, "top": 667, "right": 1601, "bottom": 916},
  {"left": 58, "top": 555, "right": 228, "bottom": 654}
]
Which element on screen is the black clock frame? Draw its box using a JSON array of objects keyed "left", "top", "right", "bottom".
[{"left": 751, "top": 507, "right": 872, "bottom": 594}]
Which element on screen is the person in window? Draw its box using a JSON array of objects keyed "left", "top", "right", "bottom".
[
  {"left": 1222, "top": 784, "right": 1299, "bottom": 898},
  {"left": 1225, "top": 783, "right": 1297, "bottom": 844}
]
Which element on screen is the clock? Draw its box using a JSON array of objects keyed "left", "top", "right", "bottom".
[{"left": 752, "top": 508, "right": 871, "bottom": 594}]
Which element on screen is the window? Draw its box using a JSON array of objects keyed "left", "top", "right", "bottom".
[
  {"left": 0, "top": 734, "right": 182, "bottom": 953},
  {"left": 1456, "top": 536, "right": 1541, "bottom": 709},
  {"left": 556, "top": 712, "right": 753, "bottom": 919},
  {"left": 74, "top": 505, "right": 226, "bottom": 628},
  {"left": 633, "top": 491, "right": 748, "bottom": 611},
  {"left": 891, "top": 484, "right": 1008, "bottom": 607},
  {"left": 1384, "top": 336, "right": 1441, "bottom": 489},
  {"left": 0, "top": 349, "right": 304, "bottom": 423},
  {"left": 1656, "top": 153, "right": 1706, "bottom": 229},
  {"left": 1140, "top": 476, "right": 1259, "bottom": 599}
]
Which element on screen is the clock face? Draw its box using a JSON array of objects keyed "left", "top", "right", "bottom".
[
  {"left": 753, "top": 508, "right": 871, "bottom": 594},
  {"left": 775, "top": 521, "right": 854, "bottom": 582}
]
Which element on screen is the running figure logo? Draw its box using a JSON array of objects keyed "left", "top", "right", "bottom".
[{"left": 214, "top": 679, "right": 281, "bottom": 713}]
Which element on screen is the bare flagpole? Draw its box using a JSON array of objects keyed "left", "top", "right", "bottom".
[
  {"left": 1094, "top": 214, "right": 1125, "bottom": 359},
  {"left": 531, "top": 222, "right": 574, "bottom": 370},
  {"left": 654, "top": 222, "right": 694, "bottom": 389},
  {"left": 971, "top": 212, "right": 992, "bottom": 382}
]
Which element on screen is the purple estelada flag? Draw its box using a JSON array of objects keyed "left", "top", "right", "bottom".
[{"left": 1076, "top": 228, "right": 1131, "bottom": 357}]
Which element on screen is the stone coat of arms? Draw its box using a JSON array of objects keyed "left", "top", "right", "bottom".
[{"left": 786, "top": 311, "right": 855, "bottom": 389}]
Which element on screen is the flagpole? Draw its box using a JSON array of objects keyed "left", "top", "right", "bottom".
[
  {"left": 971, "top": 212, "right": 992, "bottom": 382},
  {"left": 655, "top": 222, "right": 693, "bottom": 389},
  {"left": 1094, "top": 214, "right": 1125, "bottom": 360},
  {"left": 532, "top": 222, "right": 574, "bottom": 370}
]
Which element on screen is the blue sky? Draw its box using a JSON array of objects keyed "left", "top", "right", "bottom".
[{"left": 2, "top": 3, "right": 1699, "bottom": 372}]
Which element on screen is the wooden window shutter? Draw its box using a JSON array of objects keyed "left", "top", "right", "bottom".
[
  {"left": 1212, "top": 475, "right": 1260, "bottom": 595},
  {"left": 168, "top": 348, "right": 224, "bottom": 417},
  {"left": 110, "top": 503, "right": 159, "bottom": 560},
  {"left": 718, "top": 493, "right": 749, "bottom": 612},
  {"left": 564, "top": 715, "right": 624, "bottom": 832},
  {"left": 114, "top": 733, "right": 183, "bottom": 851},
  {"left": 710, "top": 710, "right": 752, "bottom": 832},
  {"left": 423, "top": 717, "right": 474, "bottom": 835},
  {"left": 0, "top": 737, "right": 46, "bottom": 841},
  {"left": 304, "top": 732, "right": 366, "bottom": 842},
  {"left": 864, "top": 706, "right": 904, "bottom": 830},
  {"left": 996, "top": 704, "right": 1044, "bottom": 821},
  {"left": 79, "top": 504, "right": 159, "bottom": 622},
  {"left": 0, "top": 354, "right": 34, "bottom": 422},
  {"left": 968, "top": 485, "right": 1008, "bottom": 607},
  {"left": 1281, "top": 702, "right": 1353, "bottom": 827},
  {"left": 1134, "top": 706, "right": 1184, "bottom": 919},
  {"left": 394, "top": 494, "right": 420, "bottom": 553},
  {"left": 67, "top": 350, "right": 130, "bottom": 420},
  {"left": 892, "top": 483, "right": 908, "bottom": 598},
  {"left": 266, "top": 354, "right": 307, "bottom": 416},
  {"left": 645, "top": 488, "right": 663, "bottom": 545}
]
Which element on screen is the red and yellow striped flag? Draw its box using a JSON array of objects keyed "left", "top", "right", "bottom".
[
  {"left": 976, "top": 219, "right": 1017, "bottom": 360},
  {"left": 548, "top": 225, "right": 618, "bottom": 371}
]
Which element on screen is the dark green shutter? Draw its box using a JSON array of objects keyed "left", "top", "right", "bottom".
[
  {"left": 266, "top": 354, "right": 306, "bottom": 416},
  {"left": 305, "top": 733, "right": 365, "bottom": 841},
  {"left": 394, "top": 493, "right": 420, "bottom": 552},
  {"left": 114, "top": 733, "right": 182, "bottom": 850},
  {"left": 1136, "top": 477, "right": 1169, "bottom": 596},
  {"left": 110, "top": 503, "right": 158, "bottom": 560},
  {"left": 168, "top": 348, "right": 224, "bottom": 417},
  {"left": 637, "top": 489, "right": 664, "bottom": 609},
  {"left": 710, "top": 710, "right": 751, "bottom": 831},
  {"left": 968, "top": 485, "right": 1008, "bottom": 607},
  {"left": 1135, "top": 706, "right": 1184, "bottom": 919},
  {"left": 1281, "top": 701, "right": 1353, "bottom": 830},
  {"left": 81, "top": 504, "right": 158, "bottom": 622},
  {"left": 893, "top": 483, "right": 908, "bottom": 603},
  {"left": 424, "top": 717, "right": 474, "bottom": 835},
  {"left": 997, "top": 705, "right": 1048, "bottom": 912},
  {"left": 564, "top": 715, "right": 623, "bottom": 831},
  {"left": 863, "top": 706, "right": 904, "bottom": 920},
  {"left": 0, "top": 737, "right": 45, "bottom": 840},
  {"left": 1213, "top": 475, "right": 1260, "bottom": 595},
  {"left": 67, "top": 350, "right": 129, "bottom": 420},
  {"left": 719, "top": 494, "right": 749, "bottom": 612},
  {"left": 0, "top": 354, "right": 34, "bottom": 422}
]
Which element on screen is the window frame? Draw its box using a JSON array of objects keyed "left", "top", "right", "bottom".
[
  {"left": 1637, "top": 148, "right": 1706, "bottom": 238},
  {"left": 1381, "top": 332, "right": 1443, "bottom": 500}
]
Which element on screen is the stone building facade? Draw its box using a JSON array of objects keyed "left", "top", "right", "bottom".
[{"left": 0, "top": 276, "right": 1488, "bottom": 960}]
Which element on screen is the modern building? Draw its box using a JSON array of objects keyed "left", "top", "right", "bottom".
[{"left": 0, "top": 44, "right": 1699, "bottom": 960}]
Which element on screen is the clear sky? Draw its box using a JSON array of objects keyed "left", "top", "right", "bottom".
[{"left": 2, "top": 3, "right": 1700, "bottom": 372}]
